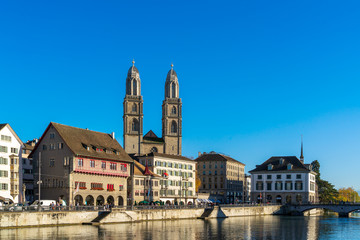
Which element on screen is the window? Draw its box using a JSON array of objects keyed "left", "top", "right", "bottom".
[
  {"left": 285, "top": 182, "right": 293, "bottom": 190},
  {"left": 203, "top": 171, "right": 205, "bottom": 175},
  {"left": 42, "top": 145, "right": 47, "bottom": 150},
  {"left": 132, "top": 103, "right": 137, "bottom": 112},
  {"left": 135, "top": 179, "right": 139, "bottom": 185},
  {"left": 50, "top": 133, "right": 55, "bottom": 139},
  {"left": 50, "top": 144, "right": 55, "bottom": 150},
  {"left": 295, "top": 182, "right": 303, "bottom": 190},
  {"left": 275, "top": 182, "right": 283, "bottom": 190},
  {"left": 63, "top": 157, "right": 70, "bottom": 166},
  {"left": 267, "top": 182, "right": 272, "bottom": 190},
  {"left": 91, "top": 183, "right": 103, "bottom": 190},
  {"left": 75, "top": 181, "right": 86, "bottom": 189},
  {"left": 0, "top": 183, "right": 8, "bottom": 190},
  {"left": 310, "top": 182, "right": 315, "bottom": 191},
  {"left": 101, "top": 162, "right": 106, "bottom": 169},
  {"left": 132, "top": 79, "right": 137, "bottom": 95},
  {"left": 209, "top": 171, "right": 211, "bottom": 175},
  {"left": 90, "top": 160, "right": 95, "bottom": 168},
  {"left": 1, "top": 135, "right": 11, "bottom": 142},
  {"left": 256, "top": 182, "right": 264, "bottom": 191},
  {"left": 286, "top": 175, "right": 291, "bottom": 179},
  {"left": 267, "top": 175, "right": 272, "bottom": 180},
  {"left": 0, "top": 170, "right": 8, "bottom": 177},
  {"left": 267, "top": 164, "right": 273, "bottom": 170},
  {"left": 78, "top": 158, "right": 83, "bottom": 167},
  {"left": 287, "top": 164, "right": 292, "bottom": 170},
  {"left": 296, "top": 174, "right": 301, "bottom": 179},
  {"left": 215, "top": 170, "right": 217, "bottom": 175},
  {"left": 0, "top": 157, "right": 8, "bottom": 165},
  {"left": 58, "top": 143, "right": 64, "bottom": 149},
  {"left": 0, "top": 146, "right": 8, "bottom": 153},
  {"left": 107, "top": 184, "right": 114, "bottom": 191},
  {"left": 276, "top": 175, "right": 281, "bottom": 179},
  {"left": 131, "top": 119, "right": 139, "bottom": 132},
  {"left": 150, "top": 147, "right": 158, "bottom": 153},
  {"left": 50, "top": 159, "right": 55, "bottom": 167},
  {"left": 257, "top": 175, "right": 262, "bottom": 180},
  {"left": 110, "top": 163, "right": 117, "bottom": 170},
  {"left": 119, "top": 185, "right": 124, "bottom": 191},
  {"left": 171, "top": 106, "right": 176, "bottom": 115},
  {"left": 171, "top": 121, "right": 177, "bottom": 133}
]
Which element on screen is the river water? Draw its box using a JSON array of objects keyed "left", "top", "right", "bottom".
[{"left": 1, "top": 213, "right": 359, "bottom": 240}]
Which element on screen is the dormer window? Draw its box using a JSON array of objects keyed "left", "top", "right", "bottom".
[
  {"left": 267, "top": 164, "right": 273, "bottom": 170},
  {"left": 279, "top": 158, "right": 284, "bottom": 164},
  {"left": 287, "top": 163, "right": 293, "bottom": 170}
]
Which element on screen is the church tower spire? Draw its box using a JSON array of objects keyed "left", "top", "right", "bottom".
[
  {"left": 162, "top": 63, "right": 182, "bottom": 155},
  {"left": 300, "top": 135, "right": 304, "bottom": 163},
  {"left": 123, "top": 59, "right": 143, "bottom": 154}
]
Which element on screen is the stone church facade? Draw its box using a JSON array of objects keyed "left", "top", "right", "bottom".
[{"left": 123, "top": 61, "right": 182, "bottom": 156}]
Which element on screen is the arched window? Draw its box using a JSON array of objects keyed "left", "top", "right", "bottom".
[
  {"left": 132, "top": 79, "right": 137, "bottom": 95},
  {"left": 150, "top": 147, "right": 158, "bottom": 153},
  {"left": 131, "top": 119, "right": 139, "bottom": 132},
  {"left": 171, "top": 121, "right": 177, "bottom": 133},
  {"left": 171, "top": 106, "right": 176, "bottom": 115},
  {"left": 132, "top": 103, "right": 137, "bottom": 112},
  {"left": 171, "top": 83, "right": 176, "bottom": 98}
]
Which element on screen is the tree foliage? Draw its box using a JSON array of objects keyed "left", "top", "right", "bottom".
[
  {"left": 337, "top": 187, "right": 360, "bottom": 202},
  {"left": 195, "top": 174, "right": 202, "bottom": 192},
  {"left": 311, "top": 160, "right": 339, "bottom": 203}
]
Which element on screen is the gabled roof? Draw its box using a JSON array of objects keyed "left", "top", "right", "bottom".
[
  {"left": 143, "top": 130, "right": 164, "bottom": 144},
  {"left": 249, "top": 156, "right": 310, "bottom": 173},
  {"left": 195, "top": 153, "right": 245, "bottom": 166},
  {"left": 133, "top": 160, "right": 160, "bottom": 177},
  {"left": 30, "top": 122, "right": 132, "bottom": 163},
  {"left": 0, "top": 123, "right": 23, "bottom": 146}
]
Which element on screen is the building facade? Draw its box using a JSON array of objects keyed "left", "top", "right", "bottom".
[
  {"left": 249, "top": 156, "right": 317, "bottom": 204},
  {"left": 244, "top": 174, "right": 251, "bottom": 203},
  {"left": 30, "top": 122, "right": 133, "bottom": 206},
  {"left": 127, "top": 161, "right": 162, "bottom": 205},
  {"left": 123, "top": 61, "right": 182, "bottom": 156},
  {"left": 0, "top": 124, "right": 23, "bottom": 204},
  {"left": 136, "top": 152, "right": 196, "bottom": 205},
  {"left": 22, "top": 139, "right": 37, "bottom": 202},
  {"left": 195, "top": 152, "right": 245, "bottom": 204}
]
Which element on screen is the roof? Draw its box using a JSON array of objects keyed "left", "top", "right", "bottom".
[
  {"left": 0, "top": 123, "right": 23, "bottom": 146},
  {"left": 23, "top": 143, "right": 35, "bottom": 151},
  {"left": 127, "top": 66, "right": 139, "bottom": 76},
  {"left": 30, "top": 122, "right": 133, "bottom": 163},
  {"left": 195, "top": 153, "right": 245, "bottom": 165},
  {"left": 166, "top": 68, "right": 178, "bottom": 82},
  {"left": 133, "top": 160, "right": 160, "bottom": 177},
  {"left": 139, "top": 152, "right": 194, "bottom": 162},
  {"left": 143, "top": 130, "right": 164, "bottom": 144},
  {"left": 0, "top": 124, "right": 6, "bottom": 131},
  {"left": 249, "top": 156, "right": 310, "bottom": 173}
]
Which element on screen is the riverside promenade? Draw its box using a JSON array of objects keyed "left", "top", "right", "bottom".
[{"left": 0, "top": 204, "right": 282, "bottom": 229}]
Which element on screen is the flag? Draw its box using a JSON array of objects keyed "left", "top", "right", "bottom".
[{"left": 74, "top": 182, "right": 79, "bottom": 195}]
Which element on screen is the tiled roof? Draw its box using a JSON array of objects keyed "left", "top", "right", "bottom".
[
  {"left": 23, "top": 143, "right": 35, "bottom": 151},
  {"left": 249, "top": 156, "right": 309, "bottom": 173},
  {"left": 30, "top": 122, "right": 133, "bottom": 163},
  {"left": 140, "top": 152, "right": 194, "bottom": 162},
  {"left": 195, "top": 153, "right": 245, "bottom": 165}
]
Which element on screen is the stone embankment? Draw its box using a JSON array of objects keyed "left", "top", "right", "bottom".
[{"left": 0, "top": 205, "right": 283, "bottom": 228}]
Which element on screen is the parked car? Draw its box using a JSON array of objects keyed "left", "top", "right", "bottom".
[
  {"left": 8, "top": 203, "right": 29, "bottom": 211},
  {"left": 30, "top": 200, "right": 56, "bottom": 210}
]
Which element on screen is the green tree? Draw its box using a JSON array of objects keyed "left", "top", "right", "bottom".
[{"left": 311, "top": 160, "right": 338, "bottom": 203}]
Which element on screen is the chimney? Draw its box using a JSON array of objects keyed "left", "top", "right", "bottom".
[
  {"left": 198, "top": 152, "right": 202, "bottom": 157},
  {"left": 111, "top": 132, "right": 115, "bottom": 139}
]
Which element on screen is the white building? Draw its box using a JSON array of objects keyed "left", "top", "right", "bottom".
[
  {"left": 136, "top": 152, "right": 197, "bottom": 205},
  {"left": 244, "top": 174, "right": 251, "bottom": 203},
  {"left": 249, "top": 156, "right": 317, "bottom": 204},
  {"left": 0, "top": 124, "right": 23, "bottom": 204}
]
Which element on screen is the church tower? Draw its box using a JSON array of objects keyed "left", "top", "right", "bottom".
[
  {"left": 162, "top": 64, "right": 182, "bottom": 155},
  {"left": 123, "top": 60, "right": 143, "bottom": 154}
]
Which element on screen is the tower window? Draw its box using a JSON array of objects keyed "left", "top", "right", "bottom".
[
  {"left": 171, "top": 106, "right": 176, "bottom": 115},
  {"left": 150, "top": 147, "right": 158, "bottom": 153},
  {"left": 171, "top": 83, "right": 176, "bottom": 98},
  {"left": 132, "top": 103, "right": 137, "bottom": 112},
  {"left": 132, "top": 79, "right": 137, "bottom": 95},
  {"left": 171, "top": 121, "right": 177, "bottom": 133},
  {"left": 131, "top": 119, "right": 139, "bottom": 132}
]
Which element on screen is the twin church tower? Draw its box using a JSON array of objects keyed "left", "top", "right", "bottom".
[{"left": 123, "top": 61, "right": 182, "bottom": 156}]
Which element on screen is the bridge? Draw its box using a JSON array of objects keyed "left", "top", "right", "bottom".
[{"left": 286, "top": 203, "right": 360, "bottom": 217}]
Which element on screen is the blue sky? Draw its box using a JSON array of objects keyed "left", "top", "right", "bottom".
[{"left": 1, "top": 1, "right": 360, "bottom": 190}]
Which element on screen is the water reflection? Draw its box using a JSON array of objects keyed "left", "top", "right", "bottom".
[{"left": 1, "top": 215, "right": 360, "bottom": 240}]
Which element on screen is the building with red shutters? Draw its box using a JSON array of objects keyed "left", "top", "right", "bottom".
[{"left": 29, "top": 122, "right": 133, "bottom": 206}]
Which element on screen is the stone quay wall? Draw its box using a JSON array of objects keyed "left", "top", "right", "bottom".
[{"left": 0, "top": 205, "right": 283, "bottom": 228}]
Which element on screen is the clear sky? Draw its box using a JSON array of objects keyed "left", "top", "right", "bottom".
[{"left": 1, "top": 1, "right": 360, "bottom": 190}]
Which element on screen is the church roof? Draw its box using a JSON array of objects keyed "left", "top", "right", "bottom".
[
  {"left": 249, "top": 156, "right": 310, "bottom": 173},
  {"left": 143, "top": 130, "right": 164, "bottom": 144},
  {"left": 166, "top": 68, "right": 178, "bottom": 82}
]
